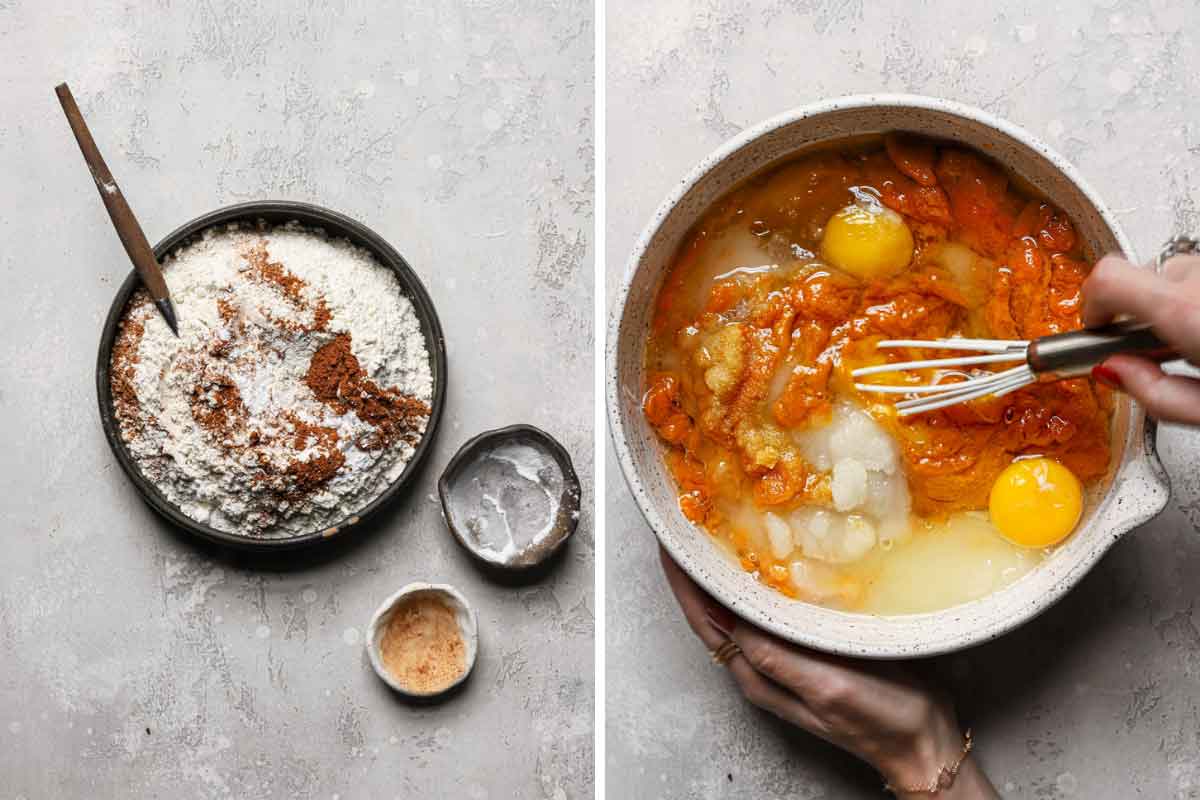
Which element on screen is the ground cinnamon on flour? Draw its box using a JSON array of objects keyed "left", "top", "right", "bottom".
[
  {"left": 110, "top": 295, "right": 150, "bottom": 436},
  {"left": 110, "top": 223, "right": 433, "bottom": 537},
  {"left": 379, "top": 593, "right": 466, "bottom": 694},
  {"left": 306, "top": 333, "right": 430, "bottom": 450}
]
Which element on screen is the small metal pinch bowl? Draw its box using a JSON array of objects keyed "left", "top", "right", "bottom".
[{"left": 366, "top": 582, "right": 478, "bottom": 702}]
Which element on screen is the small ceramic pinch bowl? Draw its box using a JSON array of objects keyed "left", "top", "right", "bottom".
[
  {"left": 608, "top": 94, "right": 1172, "bottom": 658},
  {"left": 438, "top": 424, "right": 582, "bottom": 577},
  {"left": 366, "top": 582, "right": 478, "bottom": 701}
]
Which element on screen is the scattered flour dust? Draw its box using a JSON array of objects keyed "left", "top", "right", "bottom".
[{"left": 110, "top": 222, "right": 433, "bottom": 537}]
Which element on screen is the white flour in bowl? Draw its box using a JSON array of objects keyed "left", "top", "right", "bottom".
[{"left": 110, "top": 222, "right": 433, "bottom": 537}]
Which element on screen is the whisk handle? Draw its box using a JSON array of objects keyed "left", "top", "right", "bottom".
[{"left": 1028, "top": 320, "right": 1180, "bottom": 378}]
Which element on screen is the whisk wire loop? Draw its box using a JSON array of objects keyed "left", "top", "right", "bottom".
[{"left": 853, "top": 338, "right": 1037, "bottom": 416}]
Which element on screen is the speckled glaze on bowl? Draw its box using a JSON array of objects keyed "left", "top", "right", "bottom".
[
  {"left": 607, "top": 95, "right": 1172, "bottom": 659},
  {"left": 365, "top": 582, "right": 478, "bottom": 701}
]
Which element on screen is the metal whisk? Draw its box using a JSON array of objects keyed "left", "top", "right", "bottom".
[{"left": 852, "top": 237, "right": 1192, "bottom": 416}]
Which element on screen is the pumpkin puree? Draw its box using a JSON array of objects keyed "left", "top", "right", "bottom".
[{"left": 643, "top": 134, "right": 1112, "bottom": 602}]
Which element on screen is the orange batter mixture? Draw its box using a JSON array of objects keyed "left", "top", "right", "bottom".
[{"left": 644, "top": 134, "right": 1112, "bottom": 601}]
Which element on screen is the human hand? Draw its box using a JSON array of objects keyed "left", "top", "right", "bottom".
[
  {"left": 660, "top": 548, "right": 998, "bottom": 798},
  {"left": 1082, "top": 253, "right": 1200, "bottom": 425}
]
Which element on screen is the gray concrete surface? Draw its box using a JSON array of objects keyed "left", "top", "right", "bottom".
[
  {"left": 606, "top": 2, "right": 1200, "bottom": 797},
  {"left": 0, "top": 2, "right": 593, "bottom": 798}
]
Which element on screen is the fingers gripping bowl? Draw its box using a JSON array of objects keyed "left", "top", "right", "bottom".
[{"left": 608, "top": 96, "right": 1170, "bottom": 658}]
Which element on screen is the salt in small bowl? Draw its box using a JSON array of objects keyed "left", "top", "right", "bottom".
[{"left": 365, "top": 582, "right": 478, "bottom": 701}]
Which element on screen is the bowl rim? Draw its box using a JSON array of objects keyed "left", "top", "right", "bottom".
[
  {"left": 96, "top": 200, "right": 448, "bottom": 551},
  {"left": 364, "top": 581, "right": 479, "bottom": 699},
  {"left": 606, "top": 93, "right": 1171, "bottom": 657}
]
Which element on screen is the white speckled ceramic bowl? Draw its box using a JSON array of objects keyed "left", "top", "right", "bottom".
[
  {"left": 366, "top": 582, "right": 478, "bottom": 699},
  {"left": 608, "top": 95, "right": 1172, "bottom": 658}
]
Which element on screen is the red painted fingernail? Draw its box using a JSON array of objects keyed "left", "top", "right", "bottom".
[
  {"left": 1091, "top": 364, "right": 1123, "bottom": 390},
  {"left": 704, "top": 599, "right": 737, "bottom": 635}
]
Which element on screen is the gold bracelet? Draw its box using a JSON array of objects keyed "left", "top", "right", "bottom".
[{"left": 883, "top": 729, "right": 973, "bottom": 795}]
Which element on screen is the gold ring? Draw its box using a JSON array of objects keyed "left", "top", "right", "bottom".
[{"left": 710, "top": 640, "right": 741, "bottom": 666}]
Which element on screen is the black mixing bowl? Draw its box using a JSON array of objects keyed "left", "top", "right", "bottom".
[{"left": 96, "top": 201, "right": 447, "bottom": 551}]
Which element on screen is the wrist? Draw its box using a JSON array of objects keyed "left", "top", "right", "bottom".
[
  {"left": 876, "top": 714, "right": 971, "bottom": 796},
  {"left": 891, "top": 754, "right": 998, "bottom": 799}
]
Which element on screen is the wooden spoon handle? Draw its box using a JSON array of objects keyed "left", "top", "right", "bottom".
[{"left": 55, "top": 83, "right": 170, "bottom": 304}]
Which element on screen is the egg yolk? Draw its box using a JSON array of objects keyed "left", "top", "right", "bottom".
[
  {"left": 820, "top": 201, "right": 914, "bottom": 280},
  {"left": 988, "top": 458, "right": 1082, "bottom": 548}
]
